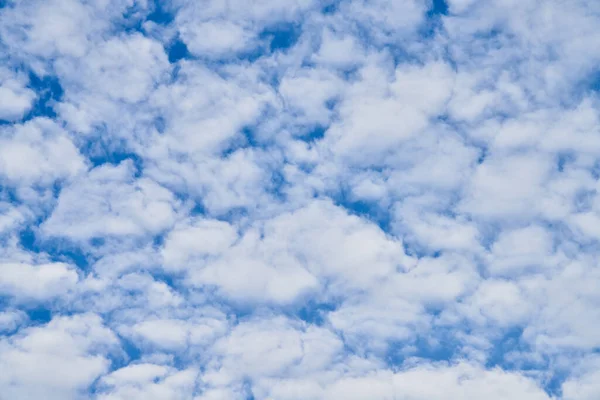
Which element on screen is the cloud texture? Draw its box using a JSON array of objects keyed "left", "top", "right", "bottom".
[{"left": 1, "top": 0, "right": 600, "bottom": 398}]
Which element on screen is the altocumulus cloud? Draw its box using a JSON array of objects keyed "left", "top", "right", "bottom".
[{"left": 0, "top": 0, "right": 600, "bottom": 399}]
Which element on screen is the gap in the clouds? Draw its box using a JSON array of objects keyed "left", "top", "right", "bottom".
[
  {"left": 0, "top": 184, "right": 19, "bottom": 203},
  {"left": 321, "top": 0, "right": 339, "bottom": 14},
  {"left": 151, "top": 271, "right": 178, "bottom": 290},
  {"left": 240, "top": 126, "right": 259, "bottom": 148},
  {"left": 402, "top": 240, "right": 443, "bottom": 259},
  {"left": 333, "top": 189, "right": 392, "bottom": 233},
  {"left": 298, "top": 125, "right": 327, "bottom": 143},
  {"left": 428, "top": 0, "right": 449, "bottom": 16},
  {"left": 221, "top": 125, "right": 266, "bottom": 156},
  {"left": 574, "top": 69, "right": 600, "bottom": 96},
  {"left": 167, "top": 36, "right": 192, "bottom": 63},
  {"left": 190, "top": 201, "right": 206, "bottom": 216},
  {"left": 591, "top": 71, "right": 600, "bottom": 92},
  {"left": 295, "top": 301, "right": 337, "bottom": 325},
  {"left": 83, "top": 140, "right": 144, "bottom": 177},
  {"left": 412, "top": 335, "right": 458, "bottom": 361},
  {"left": 22, "top": 72, "right": 64, "bottom": 121},
  {"left": 259, "top": 22, "right": 301, "bottom": 53},
  {"left": 26, "top": 307, "right": 53, "bottom": 325},
  {"left": 544, "top": 374, "right": 567, "bottom": 398},
  {"left": 115, "top": 336, "right": 143, "bottom": 367},
  {"left": 420, "top": 0, "right": 448, "bottom": 38},
  {"left": 484, "top": 327, "right": 526, "bottom": 369},
  {"left": 338, "top": 199, "right": 391, "bottom": 232},
  {"left": 484, "top": 327, "right": 568, "bottom": 397},
  {"left": 146, "top": 0, "right": 176, "bottom": 25},
  {"left": 386, "top": 334, "right": 460, "bottom": 366},
  {"left": 19, "top": 227, "right": 90, "bottom": 269}
]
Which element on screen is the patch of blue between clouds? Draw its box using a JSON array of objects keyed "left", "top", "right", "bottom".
[
  {"left": 483, "top": 327, "right": 566, "bottom": 397},
  {"left": 259, "top": 22, "right": 301, "bottom": 53},
  {"left": 190, "top": 201, "right": 206, "bottom": 216},
  {"left": 428, "top": 0, "right": 449, "bottom": 16},
  {"left": 296, "top": 301, "right": 336, "bottom": 325},
  {"left": 19, "top": 227, "right": 90, "bottom": 269},
  {"left": 222, "top": 125, "right": 262, "bottom": 157},
  {"left": 386, "top": 334, "right": 459, "bottom": 366},
  {"left": 17, "top": 72, "right": 63, "bottom": 123},
  {"left": 82, "top": 139, "right": 144, "bottom": 177},
  {"left": 300, "top": 125, "right": 327, "bottom": 142},
  {"left": 591, "top": 71, "right": 600, "bottom": 92},
  {"left": 333, "top": 190, "right": 392, "bottom": 233},
  {"left": 484, "top": 327, "right": 527, "bottom": 369},
  {"left": 321, "top": 0, "right": 339, "bottom": 14},
  {"left": 146, "top": 0, "right": 175, "bottom": 25},
  {"left": 26, "top": 307, "right": 53, "bottom": 325},
  {"left": 403, "top": 242, "right": 444, "bottom": 259},
  {"left": 419, "top": 0, "right": 448, "bottom": 39},
  {"left": 100, "top": 337, "right": 142, "bottom": 377},
  {"left": 167, "top": 36, "right": 192, "bottom": 63},
  {"left": 0, "top": 183, "right": 19, "bottom": 203}
]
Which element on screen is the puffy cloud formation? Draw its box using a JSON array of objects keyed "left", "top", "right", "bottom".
[{"left": 1, "top": 0, "right": 599, "bottom": 398}]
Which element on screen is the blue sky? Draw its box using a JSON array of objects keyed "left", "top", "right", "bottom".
[{"left": 1, "top": 0, "right": 600, "bottom": 398}]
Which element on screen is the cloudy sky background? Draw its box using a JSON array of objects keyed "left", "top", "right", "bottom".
[{"left": 1, "top": 0, "right": 600, "bottom": 398}]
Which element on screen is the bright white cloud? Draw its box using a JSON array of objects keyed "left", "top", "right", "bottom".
[
  {"left": 0, "top": 261, "right": 78, "bottom": 302},
  {"left": 0, "top": 66, "right": 36, "bottom": 120},
  {"left": 41, "top": 161, "right": 180, "bottom": 241},
  {"left": 0, "top": 314, "right": 118, "bottom": 400},
  {"left": 0, "top": 118, "right": 86, "bottom": 185}
]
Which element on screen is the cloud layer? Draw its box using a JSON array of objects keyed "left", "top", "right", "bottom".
[{"left": 1, "top": 0, "right": 600, "bottom": 398}]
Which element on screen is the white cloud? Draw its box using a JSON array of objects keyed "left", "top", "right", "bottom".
[
  {"left": 161, "top": 218, "right": 238, "bottom": 271},
  {"left": 51, "top": 34, "right": 170, "bottom": 138},
  {"left": 176, "top": 200, "right": 412, "bottom": 305},
  {"left": 146, "top": 63, "right": 274, "bottom": 154},
  {"left": 203, "top": 316, "right": 345, "bottom": 389},
  {"left": 41, "top": 161, "right": 180, "bottom": 241},
  {"left": 562, "top": 356, "right": 600, "bottom": 400},
  {"left": 97, "top": 364, "right": 198, "bottom": 400},
  {"left": 119, "top": 314, "right": 228, "bottom": 352},
  {"left": 0, "top": 261, "right": 78, "bottom": 301},
  {"left": 0, "top": 313, "right": 118, "bottom": 400},
  {"left": 320, "top": 362, "right": 551, "bottom": 400},
  {"left": 458, "top": 152, "right": 553, "bottom": 220},
  {"left": 172, "top": 0, "right": 317, "bottom": 56},
  {"left": 324, "top": 60, "right": 455, "bottom": 165},
  {"left": 0, "top": 66, "right": 36, "bottom": 120},
  {"left": 0, "top": 117, "right": 86, "bottom": 186},
  {"left": 0, "top": 310, "right": 27, "bottom": 333},
  {"left": 488, "top": 225, "right": 556, "bottom": 276}
]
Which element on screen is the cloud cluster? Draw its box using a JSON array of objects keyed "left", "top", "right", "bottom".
[{"left": 1, "top": 0, "right": 600, "bottom": 398}]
